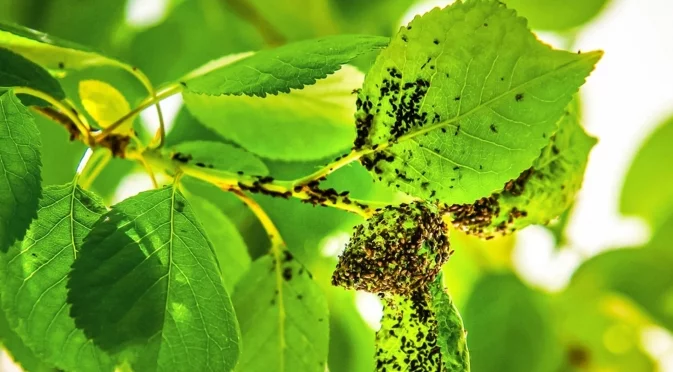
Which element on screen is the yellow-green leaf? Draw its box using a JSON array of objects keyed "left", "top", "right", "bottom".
[{"left": 79, "top": 79, "right": 132, "bottom": 132}]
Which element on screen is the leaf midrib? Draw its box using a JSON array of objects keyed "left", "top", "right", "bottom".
[{"left": 369, "top": 52, "right": 600, "bottom": 154}]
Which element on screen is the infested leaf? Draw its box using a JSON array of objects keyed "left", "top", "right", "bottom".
[
  {"left": 233, "top": 252, "right": 329, "bottom": 372},
  {"left": 183, "top": 65, "right": 364, "bottom": 161},
  {"left": 78, "top": 79, "right": 132, "bottom": 132},
  {"left": 448, "top": 99, "right": 596, "bottom": 238},
  {"left": 0, "top": 91, "right": 42, "bottom": 252},
  {"left": 67, "top": 187, "right": 240, "bottom": 371},
  {"left": 332, "top": 201, "right": 450, "bottom": 296},
  {"left": 375, "top": 275, "right": 469, "bottom": 371},
  {"left": 355, "top": 0, "right": 601, "bottom": 205}
]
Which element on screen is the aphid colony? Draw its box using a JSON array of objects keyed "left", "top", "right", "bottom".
[{"left": 331, "top": 201, "right": 450, "bottom": 295}]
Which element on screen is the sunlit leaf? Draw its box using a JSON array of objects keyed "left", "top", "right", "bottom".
[
  {"left": 0, "top": 182, "right": 114, "bottom": 371},
  {"left": 181, "top": 34, "right": 389, "bottom": 96},
  {"left": 448, "top": 99, "right": 596, "bottom": 238},
  {"left": 0, "top": 22, "right": 126, "bottom": 71},
  {"left": 67, "top": 187, "right": 240, "bottom": 371},
  {"left": 78, "top": 79, "right": 132, "bottom": 132},
  {"left": 0, "top": 298, "right": 57, "bottom": 372},
  {"left": 233, "top": 252, "right": 329, "bottom": 371},
  {"left": 188, "top": 195, "right": 251, "bottom": 293},
  {"left": 0, "top": 47, "right": 65, "bottom": 106},
  {"left": 0, "top": 91, "right": 41, "bottom": 251},
  {"left": 503, "top": 0, "right": 610, "bottom": 31},
  {"left": 621, "top": 115, "right": 673, "bottom": 231},
  {"left": 356, "top": 1, "right": 601, "bottom": 204},
  {"left": 183, "top": 65, "right": 363, "bottom": 160},
  {"left": 462, "top": 273, "right": 560, "bottom": 372},
  {"left": 170, "top": 140, "right": 269, "bottom": 176}
]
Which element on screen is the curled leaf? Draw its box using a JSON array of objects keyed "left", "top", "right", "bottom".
[
  {"left": 332, "top": 201, "right": 450, "bottom": 295},
  {"left": 448, "top": 101, "right": 596, "bottom": 238}
]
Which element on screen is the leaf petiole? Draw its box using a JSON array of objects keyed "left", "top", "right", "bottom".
[
  {"left": 76, "top": 147, "right": 111, "bottom": 189},
  {"left": 11, "top": 86, "right": 94, "bottom": 145},
  {"left": 95, "top": 82, "right": 182, "bottom": 144}
]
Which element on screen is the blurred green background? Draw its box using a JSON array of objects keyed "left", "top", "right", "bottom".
[{"left": 2, "top": 0, "right": 673, "bottom": 371}]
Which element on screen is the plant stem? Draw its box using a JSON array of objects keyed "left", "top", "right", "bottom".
[
  {"left": 77, "top": 148, "right": 112, "bottom": 189},
  {"left": 231, "top": 189, "right": 286, "bottom": 252},
  {"left": 222, "top": 0, "right": 285, "bottom": 47},
  {"left": 142, "top": 149, "right": 382, "bottom": 218},
  {"left": 12, "top": 87, "right": 94, "bottom": 145},
  {"left": 119, "top": 65, "right": 168, "bottom": 149},
  {"left": 95, "top": 83, "right": 182, "bottom": 143},
  {"left": 291, "top": 149, "right": 366, "bottom": 186}
]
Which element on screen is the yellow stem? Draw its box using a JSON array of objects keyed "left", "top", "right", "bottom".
[
  {"left": 12, "top": 87, "right": 94, "bottom": 145},
  {"left": 142, "top": 149, "right": 380, "bottom": 218},
  {"left": 95, "top": 83, "right": 182, "bottom": 143},
  {"left": 291, "top": 149, "right": 365, "bottom": 186},
  {"left": 231, "top": 189, "right": 285, "bottom": 252},
  {"left": 119, "top": 65, "right": 168, "bottom": 149},
  {"left": 77, "top": 148, "right": 112, "bottom": 189}
]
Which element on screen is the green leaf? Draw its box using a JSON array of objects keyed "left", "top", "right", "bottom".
[
  {"left": 0, "top": 298, "right": 57, "bottom": 372},
  {"left": 449, "top": 99, "right": 596, "bottom": 237},
  {"left": 568, "top": 246, "right": 673, "bottom": 333},
  {"left": 356, "top": 0, "right": 601, "bottom": 204},
  {"left": 430, "top": 276, "right": 470, "bottom": 371},
  {"left": 170, "top": 140, "right": 269, "bottom": 176},
  {"left": 0, "top": 182, "right": 114, "bottom": 371},
  {"left": 67, "top": 187, "right": 240, "bottom": 371},
  {"left": 553, "top": 287, "right": 656, "bottom": 371},
  {"left": 0, "top": 47, "right": 65, "bottom": 106},
  {"left": 181, "top": 34, "right": 389, "bottom": 96},
  {"left": 0, "top": 91, "right": 41, "bottom": 251},
  {"left": 503, "top": 0, "right": 610, "bottom": 31},
  {"left": 375, "top": 275, "right": 469, "bottom": 371},
  {"left": 78, "top": 79, "right": 133, "bottom": 133},
  {"left": 233, "top": 252, "right": 329, "bottom": 371},
  {"left": 183, "top": 65, "right": 363, "bottom": 161},
  {"left": 0, "top": 21, "right": 125, "bottom": 71},
  {"left": 621, "top": 115, "right": 673, "bottom": 231},
  {"left": 188, "top": 195, "right": 251, "bottom": 293},
  {"left": 164, "top": 107, "right": 226, "bottom": 147},
  {"left": 462, "top": 273, "right": 560, "bottom": 372}
]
